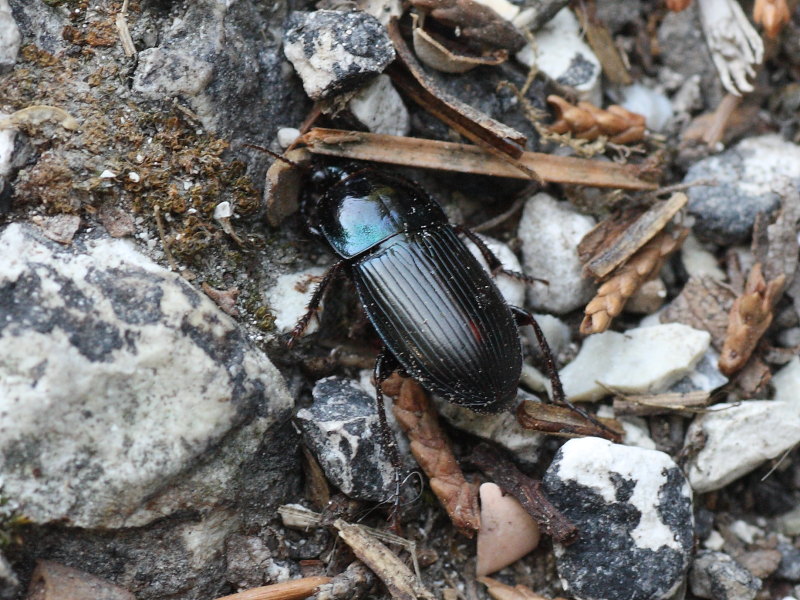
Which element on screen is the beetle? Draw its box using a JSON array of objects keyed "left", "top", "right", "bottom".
[{"left": 290, "top": 164, "right": 572, "bottom": 492}]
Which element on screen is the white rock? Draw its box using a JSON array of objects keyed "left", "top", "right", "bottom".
[
  {"left": 473, "top": 0, "right": 520, "bottom": 21},
  {"left": 681, "top": 233, "right": 726, "bottom": 281},
  {"left": 773, "top": 356, "right": 800, "bottom": 405},
  {"left": 729, "top": 520, "right": 763, "bottom": 544},
  {"left": 523, "top": 313, "right": 571, "bottom": 360},
  {"left": 476, "top": 482, "right": 539, "bottom": 577},
  {"left": 685, "top": 400, "right": 800, "bottom": 493},
  {"left": 0, "top": 223, "right": 292, "bottom": 528},
  {"left": 265, "top": 266, "right": 328, "bottom": 334},
  {"left": 516, "top": 8, "right": 602, "bottom": 104},
  {"left": 0, "top": 111, "right": 15, "bottom": 177},
  {"left": 619, "top": 83, "right": 673, "bottom": 132},
  {"left": 703, "top": 529, "right": 726, "bottom": 551},
  {"left": 0, "top": 0, "right": 21, "bottom": 73},
  {"left": 356, "top": 0, "right": 403, "bottom": 26},
  {"left": 349, "top": 74, "right": 410, "bottom": 137},
  {"left": 99, "top": 169, "right": 117, "bottom": 179},
  {"left": 435, "top": 393, "right": 543, "bottom": 463},
  {"left": 518, "top": 192, "right": 596, "bottom": 314},
  {"left": 277, "top": 127, "right": 301, "bottom": 149},
  {"left": 464, "top": 233, "right": 525, "bottom": 308},
  {"left": 599, "top": 406, "right": 656, "bottom": 450},
  {"left": 559, "top": 323, "right": 711, "bottom": 401},
  {"left": 213, "top": 200, "right": 233, "bottom": 220}
]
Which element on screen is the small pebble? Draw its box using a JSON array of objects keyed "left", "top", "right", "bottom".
[
  {"left": 283, "top": 10, "right": 394, "bottom": 100},
  {"left": 777, "top": 541, "right": 800, "bottom": 582},
  {"left": 544, "top": 437, "right": 694, "bottom": 600},
  {"left": 685, "top": 400, "right": 800, "bottom": 493},
  {"left": 0, "top": 0, "right": 21, "bottom": 73},
  {"left": 516, "top": 8, "right": 602, "bottom": 104},
  {"left": 518, "top": 192, "right": 596, "bottom": 314},
  {"left": 684, "top": 135, "right": 800, "bottom": 244},
  {"left": 773, "top": 357, "right": 800, "bottom": 404},
  {"left": 476, "top": 482, "right": 540, "bottom": 576},
  {"left": 99, "top": 169, "right": 117, "bottom": 179},
  {"left": 296, "top": 377, "right": 396, "bottom": 502},
  {"left": 690, "top": 551, "right": 761, "bottom": 600},
  {"left": 559, "top": 323, "right": 710, "bottom": 401},
  {"left": 619, "top": 83, "right": 673, "bottom": 131},
  {"left": 680, "top": 233, "right": 725, "bottom": 281},
  {"left": 277, "top": 127, "right": 301, "bottom": 149},
  {"left": 264, "top": 266, "right": 327, "bottom": 334},
  {"left": 213, "top": 201, "right": 233, "bottom": 220}
]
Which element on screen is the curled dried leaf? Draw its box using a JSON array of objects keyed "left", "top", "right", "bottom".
[
  {"left": 719, "top": 263, "right": 786, "bottom": 375},
  {"left": 753, "top": 0, "right": 791, "bottom": 38},
  {"left": 547, "top": 96, "right": 646, "bottom": 144},
  {"left": 387, "top": 376, "right": 481, "bottom": 535},
  {"left": 581, "top": 228, "right": 689, "bottom": 335}
]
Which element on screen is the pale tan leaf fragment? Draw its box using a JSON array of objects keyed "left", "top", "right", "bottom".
[
  {"left": 660, "top": 276, "right": 734, "bottom": 350},
  {"left": 334, "top": 520, "right": 435, "bottom": 600},
  {"left": 388, "top": 377, "right": 480, "bottom": 535},
  {"left": 0, "top": 105, "right": 79, "bottom": 131},
  {"left": 478, "top": 576, "right": 552, "bottom": 600},
  {"left": 213, "top": 577, "right": 332, "bottom": 600},
  {"left": 612, "top": 391, "right": 712, "bottom": 416},
  {"left": 581, "top": 229, "right": 689, "bottom": 335},
  {"left": 719, "top": 263, "right": 786, "bottom": 376},
  {"left": 753, "top": 0, "right": 791, "bottom": 38}
]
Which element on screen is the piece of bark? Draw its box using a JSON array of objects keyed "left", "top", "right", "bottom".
[
  {"left": 26, "top": 561, "right": 135, "bottom": 600},
  {"left": 719, "top": 263, "right": 786, "bottom": 375},
  {"left": 547, "top": 96, "right": 645, "bottom": 145},
  {"left": 264, "top": 148, "right": 312, "bottom": 227},
  {"left": 516, "top": 401, "right": 623, "bottom": 442},
  {"left": 302, "top": 445, "right": 332, "bottom": 511},
  {"left": 409, "top": 0, "right": 527, "bottom": 52},
  {"left": 467, "top": 443, "right": 578, "bottom": 544},
  {"left": 582, "top": 193, "right": 689, "bottom": 279},
  {"left": 387, "top": 18, "right": 525, "bottom": 159},
  {"left": 574, "top": 8, "right": 632, "bottom": 86},
  {"left": 388, "top": 376, "right": 481, "bottom": 535},
  {"left": 612, "top": 391, "right": 713, "bottom": 417},
  {"left": 734, "top": 355, "right": 772, "bottom": 398},
  {"left": 313, "top": 561, "right": 376, "bottom": 600},
  {"left": 660, "top": 276, "right": 735, "bottom": 350},
  {"left": 754, "top": 182, "right": 800, "bottom": 286},
  {"left": 298, "top": 128, "right": 659, "bottom": 190},
  {"left": 581, "top": 228, "right": 689, "bottom": 335},
  {"left": 334, "top": 520, "right": 435, "bottom": 600},
  {"left": 201, "top": 283, "right": 240, "bottom": 317},
  {"left": 214, "top": 577, "right": 332, "bottom": 600}
]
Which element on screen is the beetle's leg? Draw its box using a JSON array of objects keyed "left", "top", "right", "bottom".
[
  {"left": 511, "top": 306, "right": 618, "bottom": 437},
  {"left": 374, "top": 348, "right": 403, "bottom": 528},
  {"left": 288, "top": 260, "right": 345, "bottom": 346},
  {"left": 455, "top": 226, "right": 548, "bottom": 285}
]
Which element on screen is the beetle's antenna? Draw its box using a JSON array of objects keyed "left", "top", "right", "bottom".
[{"left": 242, "top": 143, "right": 309, "bottom": 170}]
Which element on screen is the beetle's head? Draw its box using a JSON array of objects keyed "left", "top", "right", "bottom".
[{"left": 302, "top": 160, "right": 366, "bottom": 235}]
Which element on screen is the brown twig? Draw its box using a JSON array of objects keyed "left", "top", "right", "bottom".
[
  {"left": 213, "top": 577, "right": 332, "bottom": 600},
  {"left": 516, "top": 401, "right": 623, "bottom": 442},
  {"left": 581, "top": 228, "right": 689, "bottom": 335},
  {"left": 385, "top": 376, "right": 481, "bottom": 535},
  {"left": 466, "top": 444, "right": 578, "bottom": 544},
  {"left": 719, "top": 263, "right": 786, "bottom": 375}
]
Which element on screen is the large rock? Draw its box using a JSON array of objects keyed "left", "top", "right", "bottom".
[{"left": 0, "top": 223, "right": 294, "bottom": 528}]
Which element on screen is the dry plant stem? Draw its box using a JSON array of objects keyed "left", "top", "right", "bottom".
[
  {"left": 516, "top": 401, "right": 623, "bottom": 442},
  {"left": 702, "top": 93, "right": 742, "bottom": 146},
  {"left": 575, "top": 8, "right": 632, "bottom": 85},
  {"left": 334, "top": 519, "right": 435, "bottom": 600},
  {"left": 581, "top": 228, "right": 689, "bottom": 335},
  {"left": 388, "top": 377, "right": 481, "bottom": 535},
  {"left": 467, "top": 444, "right": 577, "bottom": 543},
  {"left": 583, "top": 193, "right": 688, "bottom": 279},
  {"left": 719, "top": 263, "right": 786, "bottom": 375},
  {"left": 213, "top": 577, "right": 332, "bottom": 600},
  {"left": 299, "top": 128, "right": 658, "bottom": 190},
  {"left": 547, "top": 96, "right": 646, "bottom": 144},
  {"left": 153, "top": 205, "right": 179, "bottom": 272},
  {"left": 611, "top": 390, "right": 713, "bottom": 416}
]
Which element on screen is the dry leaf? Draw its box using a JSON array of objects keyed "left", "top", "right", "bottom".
[
  {"left": 334, "top": 520, "right": 435, "bottom": 600},
  {"left": 388, "top": 377, "right": 481, "bottom": 535},
  {"left": 547, "top": 96, "right": 646, "bottom": 144},
  {"left": 478, "top": 576, "right": 553, "bottom": 600},
  {"left": 298, "top": 128, "right": 658, "bottom": 190},
  {"left": 660, "top": 275, "right": 735, "bottom": 350},
  {"left": 718, "top": 263, "right": 785, "bottom": 375},
  {"left": 581, "top": 228, "right": 689, "bottom": 335},
  {"left": 753, "top": 0, "right": 791, "bottom": 38}
]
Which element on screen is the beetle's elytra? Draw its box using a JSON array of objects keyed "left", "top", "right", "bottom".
[{"left": 293, "top": 165, "right": 558, "bottom": 415}]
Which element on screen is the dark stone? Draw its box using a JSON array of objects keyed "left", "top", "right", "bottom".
[
  {"left": 689, "top": 551, "right": 761, "bottom": 600},
  {"left": 777, "top": 541, "right": 800, "bottom": 582}
]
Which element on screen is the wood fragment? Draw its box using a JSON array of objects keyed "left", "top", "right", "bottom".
[
  {"left": 575, "top": 8, "right": 632, "bottom": 86},
  {"left": 114, "top": 0, "right": 136, "bottom": 57},
  {"left": 466, "top": 444, "right": 577, "bottom": 544},
  {"left": 719, "top": 263, "right": 786, "bottom": 376},
  {"left": 580, "top": 228, "right": 689, "bottom": 335},
  {"left": 213, "top": 577, "right": 332, "bottom": 600},
  {"left": 547, "top": 96, "right": 646, "bottom": 145},
  {"left": 387, "top": 376, "right": 481, "bottom": 535},
  {"left": 302, "top": 446, "right": 332, "bottom": 511},
  {"left": 515, "top": 401, "right": 623, "bottom": 442},
  {"left": 264, "top": 148, "right": 312, "bottom": 227},
  {"left": 582, "top": 193, "right": 688, "bottom": 279},
  {"left": 478, "top": 576, "right": 555, "bottom": 600},
  {"left": 753, "top": 0, "right": 791, "bottom": 38},
  {"left": 612, "top": 391, "right": 713, "bottom": 416},
  {"left": 298, "top": 128, "right": 658, "bottom": 190},
  {"left": 334, "top": 519, "right": 435, "bottom": 600},
  {"left": 312, "top": 562, "right": 376, "bottom": 600},
  {"left": 386, "top": 19, "right": 526, "bottom": 158},
  {"left": 409, "top": 0, "right": 527, "bottom": 52}
]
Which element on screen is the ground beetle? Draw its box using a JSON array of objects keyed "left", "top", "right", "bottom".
[{"left": 291, "top": 163, "right": 568, "bottom": 501}]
